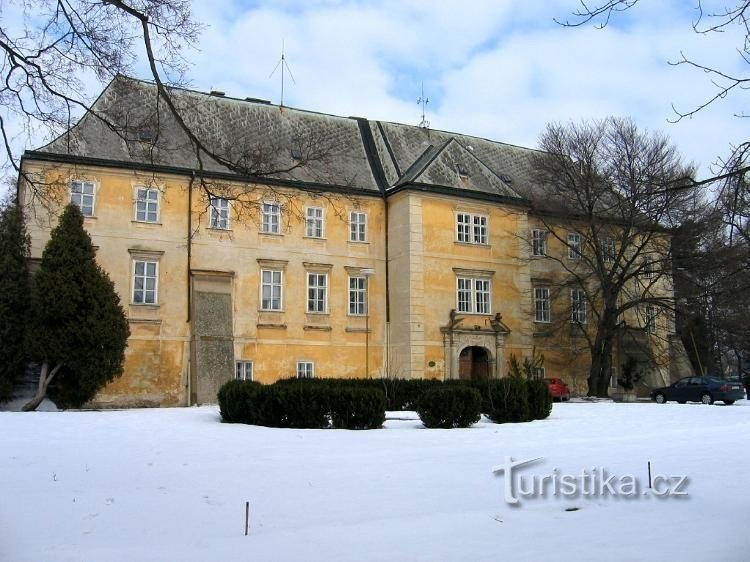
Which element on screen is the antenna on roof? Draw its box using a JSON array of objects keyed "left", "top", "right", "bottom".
[
  {"left": 417, "top": 82, "right": 430, "bottom": 129},
  {"left": 269, "top": 40, "right": 295, "bottom": 107}
]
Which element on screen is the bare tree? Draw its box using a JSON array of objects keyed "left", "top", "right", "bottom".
[{"left": 530, "top": 117, "right": 695, "bottom": 396}]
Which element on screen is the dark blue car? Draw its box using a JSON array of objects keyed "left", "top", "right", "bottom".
[{"left": 650, "top": 376, "right": 745, "bottom": 405}]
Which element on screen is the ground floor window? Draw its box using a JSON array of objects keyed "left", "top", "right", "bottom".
[
  {"left": 235, "top": 361, "right": 253, "bottom": 381},
  {"left": 296, "top": 361, "right": 314, "bottom": 379}
]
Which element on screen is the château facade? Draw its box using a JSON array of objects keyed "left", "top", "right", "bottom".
[{"left": 19, "top": 76, "right": 690, "bottom": 407}]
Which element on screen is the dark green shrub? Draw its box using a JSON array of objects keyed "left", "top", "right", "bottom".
[
  {"left": 267, "top": 384, "right": 331, "bottom": 428},
  {"left": 526, "top": 379, "right": 552, "bottom": 420},
  {"left": 416, "top": 385, "right": 482, "bottom": 428},
  {"left": 486, "top": 377, "right": 530, "bottom": 424},
  {"left": 330, "top": 387, "right": 386, "bottom": 429},
  {"left": 382, "top": 378, "right": 442, "bottom": 410},
  {"left": 218, "top": 379, "right": 264, "bottom": 424}
]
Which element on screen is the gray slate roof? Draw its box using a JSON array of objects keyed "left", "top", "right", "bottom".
[{"left": 36, "top": 75, "right": 548, "bottom": 206}]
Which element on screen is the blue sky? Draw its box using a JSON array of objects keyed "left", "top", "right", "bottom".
[{"left": 5, "top": 0, "right": 749, "bottom": 194}]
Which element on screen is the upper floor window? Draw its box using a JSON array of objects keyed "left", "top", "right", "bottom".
[
  {"left": 534, "top": 287, "right": 550, "bottom": 323},
  {"left": 642, "top": 259, "right": 654, "bottom": 279},
  {"left": 261, "top": 202, "right": 281, "bottom": 234},
  {"left": 70, "top": 180, "right": 95, "bottom": 217},
  {"left": 457, "top": 213, "right": 487, "bottom": 244},
  {"left": 567, "top": 232, "right": 582, "bottom": 259},
  {"left": 570, "top": 288, "right": 587, "bottom": 324},
  {"left": 305, "top": 207, "right": 324, "bottom": 238},
  {"left": 132, "top": 260, "right": 158, "bottom": 305},
  {"left": 350, "top": 211, "right": 367, "bottom": 242},
  {"left": 348, "top": 276, "right": 367, "bottom": 315},
  {"left": 209, "top": 196, "right": 230, "bottom": 229},
  {"left": 235, "top": 360, "right": 253, "bottom": 381},
  {"left": 135, "top": 187, "right": 159, "bottom": 223},
  {"left": 297, "top": 361, "right": 314, "bottom": 379},
  {"left": 456, "top": 277, "right": 491, "bottom": 314},
  {"left": 602, "top": 238, "right": 615, "bottom": 264},
  {"left": 307, "top": 272, "right": 328, "bottom": 313},
  {"left": 260, "top": 269, "right": 283, "bottom": 311},
  {"left": 532, "top": 229, "right": 547, "bottom": 256},
  {"left": 644, "top": 305, "right": 656, "bottom": 334}
]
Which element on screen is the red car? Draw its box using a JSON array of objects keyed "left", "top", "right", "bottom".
[{"left": 544, "top": 378, "right": 571, "bottom": 401}]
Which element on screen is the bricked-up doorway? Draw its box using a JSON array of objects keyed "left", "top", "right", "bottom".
[{"left": 459, "top": 346, "right": 490, "bottom": 380}]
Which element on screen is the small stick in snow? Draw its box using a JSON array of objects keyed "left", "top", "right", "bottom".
[
  {"left": 245, "top": 501, "right": 249, "bottom": 536},
  {"left": 648, "top": 461, "right": 652, "bottom": 489}
]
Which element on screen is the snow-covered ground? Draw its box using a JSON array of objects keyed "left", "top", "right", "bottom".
[{"left": 2, "top": 401, "right": 748, "bottom": 562}]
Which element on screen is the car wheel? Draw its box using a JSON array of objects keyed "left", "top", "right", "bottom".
[
  {"left": 724, "top": 400, "right": 735, "bottom": 405},
  {"left": 700, "top": 392, "right": 713, "bottom": 405},
  {"left": 654, "top": 393, "right": 666, "bottom": 404}
]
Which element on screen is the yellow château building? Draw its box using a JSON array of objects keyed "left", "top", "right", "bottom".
[{"left": 19, "top": 76, "right": 690, "bottom": 407}]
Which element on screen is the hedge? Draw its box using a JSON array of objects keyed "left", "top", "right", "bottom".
[
  {"left": 416, "top": 385, "right": 482, "bottom": 428},
  {"left": 526, "top": 379, "right": 553, "bottom": 420},
  {"left": 485, "top": 377, "right": 530, "bottom": 424},
  {"left": 330, "top": 387, "right": 386, "bottom": 429}
]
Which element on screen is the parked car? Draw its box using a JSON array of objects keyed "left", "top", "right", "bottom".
[
  {"left": 650, "top": 376, "right": 745, "bottom": 405},
  {"left": 544, "top": 378, "right": 571, "bottom": 401}
]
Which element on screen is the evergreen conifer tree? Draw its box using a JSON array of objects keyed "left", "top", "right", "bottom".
[
  {"left": 23, "top": 204, "right": 129, "bottom": 410},
  {"left": 0, "top": 197, "right": 30, "bottom": 403}
]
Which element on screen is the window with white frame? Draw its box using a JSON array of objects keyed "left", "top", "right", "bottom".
[
  {"left": 456, "top": 277, "right": 491, "bottom": 314},
  {"left": 532, "top": 229, "right": 547, "bottom": 256},
  {"left": 261, "top": 202, "right": 281, "bottom": 234},
  {"left": 260, "top": 269, "right": 283, "bottom": 311},
  {"left": 534, "top": 287, "right": 550, "bottom": 323},
  {"left": 642, "top": 258, "right": 654, "bottom": 279},
  {"left": 235, "top": 360, "right": 253, "bottom": 381},
  {"left": 456, "top": 213, "right": 488, "bottom": 244},
  {"left": 307, "top": 273, "right": 328, "bottom": 313},
  {"left": 350, "top": 211, "right": 367, "bottom": 242},
  {"left": 296, "top": 361, "right": 314, "bottom": 379},
  {"left": 534, "top": 366, "right": 546, "bottom": 380},
  {"left": 305, "top": 207, "right": 324, "bottom": 238},
  {"left": 602, "top": 238, "right": 615, "bottom": 264},
  {"left": 644, "top": 305, "right": 656, "bottom": 334},
  {"left": 70, "top": 180, "right": 95, "bottom": 217},
  {"left": 135, "top": 187, "right": 159, "bottom": 222},
  {"left": 209, "top": 196, "right": 230, "bottom": 229},
  {"left": 348, "top": 276, "right": 367, "bottom": 315},
  {"left": 132, "top": 260, "right": 158, "bottom": 304},
  {"left": 570, "top": 288, "right": 587, "bottom": 324},
  {"left": 567, "top": 232, "right": 582, "bottom": 259}
]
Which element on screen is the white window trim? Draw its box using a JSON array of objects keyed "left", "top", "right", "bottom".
[
  {"left": 348, "top": 275, "right": 367, "bottom": 316},
  {"left": 69, "top": 179, "right": 97, "bottom": 217},
  {"left": 349, "top": 211, "right": 367, "bottom": 242},
  {"left": 131, "top": 259, "right": 159, "bottom": 305},
  {"left": 567, "top": 232, "right": 582, "bottom": 259},
  {"left": 456, "top": 212, "right": 488, "bottom": 245},
  {"left": 603, "top": 238, "right": 615, "bottom": 264},
  {"left": 261, "top": 201, "right": 282, "bottom": 235},
  {"left": 570, "top": 288, "right": 587, "bottom": 324},
  {"left": 644, "top": 305, "right": 656, "bottom": 334},
  {"left": 209, "top": 196, "right": 230, "bottom": 230},
  {"left": 534, "top": 287, "right": 551, "bottom": 323},
  {"left": 260, "top": 268, "right": 283, "bottom": 311},
  {"left": 235, "top": 360, "right": 254, "bottom": 381},
  {"left": 456, "top": 276, "right": 492, "bottom": 315},
  {"left": 531, "top": 229, "right": 547, "bottom": 256},
  {"left": 296, "top": 361, "right": 314, "bottom": 379},
  {"left": 134, "top": 186, "right": 160, "bottom": 223},
  {"left": 305, "top": 206, "right": 325, "bottom": 238},
  {"left": 306, "top": 272, "right": 328, "bottom": 314}
]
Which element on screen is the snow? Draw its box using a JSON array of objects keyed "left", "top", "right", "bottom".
[{"left": 2, "top": 401, "right": 749, "bottom": 562}]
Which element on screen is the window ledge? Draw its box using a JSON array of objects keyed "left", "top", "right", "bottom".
[
  {"left": 303, "top": 236, "right": 327, "bottom": 241},
  {"left": 259, "top": 231, "right": 283, "bottom": 237},
  {"left": 347, "top": 240, "right": 369, "bottom": 245},
  {"left": 131, "top": 220, "right": 162, "bottom": 226},
  {"left": 304, "top": 324, "right": 332, "bottom": 332},
  {"left": 454, "top": 241, "right": 490, "bottom": 248},
  {"left": 130, "top": 303, "right": 160, "bottom": 309},
  {"left": 257, "top": 323, "right": 287, "bottom": 329},
  {"left": 207, "top": 227, "right": 232, "bottom": 233}
]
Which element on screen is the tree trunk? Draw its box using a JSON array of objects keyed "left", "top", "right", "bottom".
[
  {"left": 587, "top": 311, "right": 617, "bottom": 397},
  {"left": 22, "top": 362, "right": 61, "bottom": 411}
]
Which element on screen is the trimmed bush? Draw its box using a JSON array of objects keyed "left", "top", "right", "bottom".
[
  {"left": 486, "top": 377, "right": 530, "bottom": 424},
  {"left": 526, "top": 379, "right": 553, "bottom": 420},
  {"left": 265, "top": 383, "right": 331, "bottom": 429},
  {"left": 416, "top": 385, "right": 482, "bottom": 428},
  {"left": 330, "top": 387, "right": 386, "bottom": 429},
  {"left": 218, "top": 379, "right": 264, "bottom": 424}
]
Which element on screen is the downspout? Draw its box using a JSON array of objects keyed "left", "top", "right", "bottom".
[{"left": 186, "top": 171, "right": 195, "bottom": 405}]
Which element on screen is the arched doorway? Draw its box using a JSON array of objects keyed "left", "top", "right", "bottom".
[{"left": 459, "top": 346, "right": 490, "bottom": 380}]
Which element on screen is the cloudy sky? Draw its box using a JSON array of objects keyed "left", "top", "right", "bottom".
[
  {"left": 168, "top": 0, "right": 746, "bottom": 180},
  {"left": 4, "top": 0, "right": 748, "bottom": 198}
]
